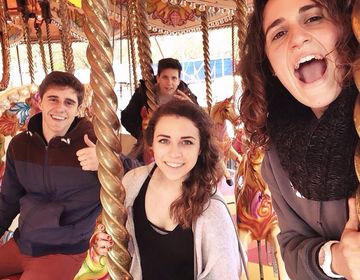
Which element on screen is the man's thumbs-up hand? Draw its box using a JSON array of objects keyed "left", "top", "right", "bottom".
[{"left": 76, "top": 134, "right": 99, "bottom": 171}]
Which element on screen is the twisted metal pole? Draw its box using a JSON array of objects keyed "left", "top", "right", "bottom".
[
  {"left": 134, "top": 0, "right": 156, "bottom": 113},
  {"left": 231, "top": 19, "right": 236, "bottom": 101},
  {"left": 127, "top": 1, "right": 138, "bottom": 92},
  {"left": 59, "top": 0, "right": 75, "bottom": 73},
  {"left": 82, "top": 0, "right": 132, "bottom": 278},
  {"left": 16, "top": 45, "right": 23, "bottom": 85},
  {"left": 45, "top": 21, "right": 54, "bottom": 71},
  {"left": 201, "top": 10, "right": 212, "bottom": 114},
  {"left": 351, "top": 0, "right": 360, "bottom": 220},
  {"left": 235, "top": 0, "right": 248, "bottom": 56},
  {"left": 0, "top": 0, "right": 10, "bottom": 90},
  {"left": 22, "top": 19, "right": 35, "bottom": 84},
  {"left": 35, "top": 22, "right": 48, "bottom": 75}
]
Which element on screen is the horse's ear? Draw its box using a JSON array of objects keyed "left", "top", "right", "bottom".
[{"left": 225, "top": 96, "right": 232, "bottom": 103}]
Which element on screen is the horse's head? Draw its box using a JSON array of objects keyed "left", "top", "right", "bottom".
[
  {"left": 248, "top": 146, "right": 265, "bottom": 173},
  {"left": 210, "top": 97, "right": 240, "bottom": 126}
]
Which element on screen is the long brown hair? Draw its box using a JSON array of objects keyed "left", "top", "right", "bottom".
[
  {"left": 239, "top": 0, "right": 357, "bottom": 147},
  {"left": 145, "top": 99, "right": 223, "bottom": 228}
]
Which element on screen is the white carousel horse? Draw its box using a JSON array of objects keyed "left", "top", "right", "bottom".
[{"left": 210, "top": 97, "right": 242, "bottom": 185}]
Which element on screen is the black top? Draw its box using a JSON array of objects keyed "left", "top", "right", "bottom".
[{"left": 133, "top": 166, "right": 194, "bottom": 280}]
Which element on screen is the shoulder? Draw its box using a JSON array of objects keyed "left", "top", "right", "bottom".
[
  {"left": 197, "top": 192, "right": 233, "bottom": 230},
  {"left": 8, "top": 131, "right": 30, "bottom": 150},
  {"left": 261, "top": 145, "right": 281, "bottom": 181},
  {"left": 10, "top": 131, "right": 28, "bottom": 143},
  {"left": 123, "top": 164, "right": 152, "bottom": 185},
  {"left": 74, "top": 117, "right": 96, "bottom": 141},
  {"left": 123, "top": 163, "right": 155, "bottom": 205}
]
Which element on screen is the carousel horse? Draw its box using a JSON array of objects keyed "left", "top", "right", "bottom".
[
  {"left": 235, "top": 145, "right": 288, "bottom": 280},
  {"left": 210, "top": 97, "right": 242, "bottom": 185}
]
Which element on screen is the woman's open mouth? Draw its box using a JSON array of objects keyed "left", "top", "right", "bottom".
[{"left": 294, "top": 55, "right": 327, "bottom": 84}]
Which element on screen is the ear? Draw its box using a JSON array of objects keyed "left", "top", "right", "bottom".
[
  {"left": 156, "top": 75, "right": 160, "bottom": 84},
  {"left": 39, "top": 99, "right": 43, "bottom": 111}
]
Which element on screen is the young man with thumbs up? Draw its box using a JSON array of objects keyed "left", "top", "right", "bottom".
[{"left": 0, "top": 71, "right": 101, "bottom": 279}]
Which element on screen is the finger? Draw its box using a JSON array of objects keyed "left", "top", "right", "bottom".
[
  {"left": 76, "top": 148, "right": 85, "bottom": 157},
  {"left": 345, "top": 198, "right": 359, "bottom": 231},
  {"left": 84, "top": 134, "right": 96, "bottom": 148},
  {"left": 97, "top": 224, "right": 105, "bottom": 232},
  {"left": 96, "top": 233, "right": 111, "bottom": 241}
]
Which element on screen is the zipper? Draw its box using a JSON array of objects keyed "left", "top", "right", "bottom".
[{"left": 43, "top": 145, "right": 52, "bottom": 197}]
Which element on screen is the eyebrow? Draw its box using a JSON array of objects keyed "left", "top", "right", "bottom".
[
  {"left": 156, "top": 134, "right": 196, "bottom": 140},
  {"left": 46, "top": 95, "right": 77, "bottom": 104},
  {"left": 264, "top": 4, "right": 319, "bottom": 37},
  {"left": 65, "top": 98, "right": 77, "bottom": 104}
]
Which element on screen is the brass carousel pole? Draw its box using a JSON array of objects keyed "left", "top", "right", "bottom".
[
  {"left": 39, "top": 0, "right": 54, "bottom": 72},
  {"left": 22, "top": 17, "right": 35, "bottom": 84},
  {"left": 16, "top": 45, "right": 24, "bottom": 85},
  {"left": 134, "top": 0, "right": 156, "bottom": 113},
  {"left": 59, "top": 0, "right": 74, "bottom": 73},
  {"left": 127, "top": 1, "right": 138, "bottom": 92},
  {"left": 351, "top": 0, "right": 360, "bottom": 220},
  {"left": 235, "top": 0, "right": 248, "bottom": 56},
  {"left": 201, "top": 9, "right": 212, "bottom": 114},
  {"left": 45, "top": 20, "right": 55, "bottom": 72},
  {"left": 234, "top": 2, "right": 251, "bottom": 280},
  {"left": 231, "top": 19, "right": 237, "bottom": 101},
  {"left": 0, "top": 0, "right": 10, "bottom": 90},
  {"left": 82, "top": 0, "right": 132, "bottom": 278},
  {"left": 35, "top": 21, "right": 48, "bottom": 75}
]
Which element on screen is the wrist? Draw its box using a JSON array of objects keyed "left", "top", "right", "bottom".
[{"left": 318, "top": 241, "right": 343, "bottom": 278}]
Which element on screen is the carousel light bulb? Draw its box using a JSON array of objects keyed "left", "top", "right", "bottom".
[
  {"left": 199, "top": 4, "right": 205, "bottom": 12},
  {"left": 189, "top": 2, "right": 196, "bottom": 9},
  {"left": 208, "top": 6, "right": 215, "bottom": 13},
  {"left": 179, "top": 0, "right": 186, "bottom": 7},
  {"left": 169, "top": 0, "right": 177, "bottom": 5}
]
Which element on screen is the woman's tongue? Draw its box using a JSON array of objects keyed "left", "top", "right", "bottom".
[{"left": 295, "top": 59, "right": 326, "bottom": 83}]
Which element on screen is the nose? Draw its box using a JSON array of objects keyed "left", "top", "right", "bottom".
[
  {"left": 169, "top": 143, "right": 181, "bottom": 158},
  {"left": 54, "top": 101, "right": 66, "bottom": 112},
  {"left": 289, "top": 25, "right": 311, "bottom": 50}
]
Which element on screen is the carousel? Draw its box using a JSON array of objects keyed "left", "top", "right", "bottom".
[{"left": 1, "top": 0, "right": 360, "bottom": 279}]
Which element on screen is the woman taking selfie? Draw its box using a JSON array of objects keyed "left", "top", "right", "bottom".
[{"left": 240, "top": 0, "right": 360, "bottom": 279}]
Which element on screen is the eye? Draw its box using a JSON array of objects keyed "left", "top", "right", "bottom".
[
  {"left": 182, "top": 140, "right": 194, "bottom": 145},
  {"left": 158, "top": 138, "right": 169, "bottom": 144},
  {"left": 273, "top": 30, "right": 286, "bottom": 41},
  {"left": 65, "top": 100, "right": 76, "bottom": 106},
  {"left": 306, "top": 15, "right": 323, "bottom": 23},
  {"left": 48, "top": 97, "right": 57, "bottom": 103}
]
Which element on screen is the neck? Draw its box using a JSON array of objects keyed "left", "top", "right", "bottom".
[
  {"left": 311, "top": 106, "right": 328, "bottom": 119},
  {"left": 152, "top": 168, "right": 184, "bottom": 194}
]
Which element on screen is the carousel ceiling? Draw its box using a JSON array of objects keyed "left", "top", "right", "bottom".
[{"left": 3, "top": 0, "right": 253, "bottom": 45}]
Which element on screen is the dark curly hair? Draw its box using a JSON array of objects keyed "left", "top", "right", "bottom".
[
  {"left": 239, "top": 0, "right": 357, "bottom": 147},
  {"left": 145, "top": 99, "right": 223, "bottom": 228}
]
